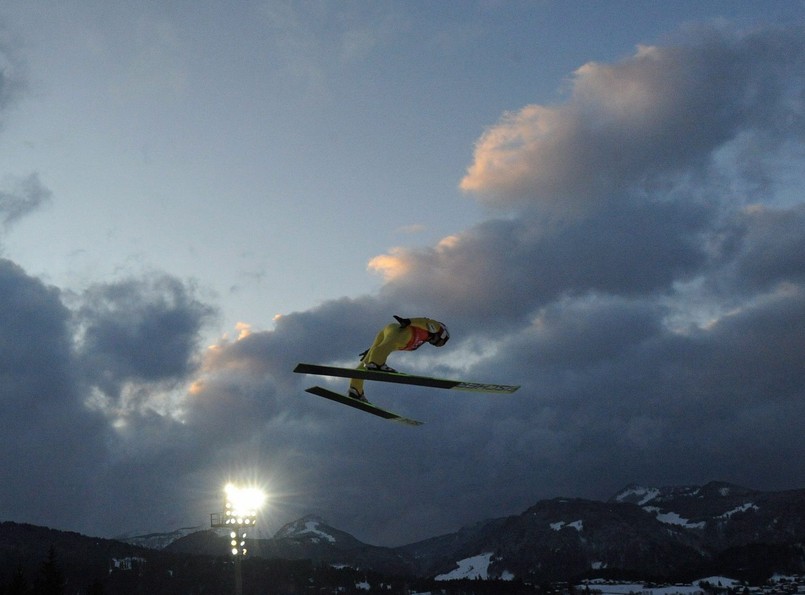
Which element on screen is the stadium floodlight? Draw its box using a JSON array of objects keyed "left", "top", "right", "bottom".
[
  {"left": 210, "top": 482, "right": 266, "bottom": 595},
  {"left": 223, "top": 483, "right": 265, "bottom": 530}
]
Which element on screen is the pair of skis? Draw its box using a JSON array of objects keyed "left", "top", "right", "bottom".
[{"left": 294, "top": 363, "right": 519, "bottom": 426}]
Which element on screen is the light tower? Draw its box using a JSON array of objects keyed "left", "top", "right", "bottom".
[{"left": 211, "top": 483, "right": 265, "bottom": 595}]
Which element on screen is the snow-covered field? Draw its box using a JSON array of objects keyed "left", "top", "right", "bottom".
[
  {"left": 579, "top": 576, "right": 743, "bottom": 595},
  {"left": 435, "top": 552, "right": 496, "bottom": 581},
  {"left": 434, "top": 551, "right": 748, "bottom": 592}
]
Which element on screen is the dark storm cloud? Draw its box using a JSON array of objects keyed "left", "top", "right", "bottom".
[
  {"left": 368, "top": 199, "right": 712, "bottom": 331},
  {"left": 0, "top": 259, "right": 109, "bottom": 530},
  {"left": 68, "top": 275, "right": 222, "bottom": 532},
  {"left": 0, "top": 261, "right": 221, "bottom": 536},
  {"left": 713, "top": 203, "right": 805, "bottom": 293},
  {"left": 76, "top": 274, "right": 215, "bottom": 397}
]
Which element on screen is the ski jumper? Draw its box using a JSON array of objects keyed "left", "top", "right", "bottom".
[{"left": 350, "top": 316, "right": 449, "bottom": 397}]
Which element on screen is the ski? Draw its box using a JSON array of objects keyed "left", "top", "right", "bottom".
[
  {"left": 294, "top": 363, "right": 519, "bottom": 393},
  {"left": 303, "top": 386, "right": 423, "bottom": 426}
]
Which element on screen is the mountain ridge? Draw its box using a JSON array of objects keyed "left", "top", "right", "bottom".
[
  {"left": 2, "top": 481, "right": 802, "bottom": 585},
  {"left": 161, "top": 480, "right": 805, "bottom": 581}
]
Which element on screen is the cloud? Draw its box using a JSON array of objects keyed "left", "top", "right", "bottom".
[
  {"left": 460, "top": 26, "right": 805, "bottom": 216},
  {"left": 1, "top": 264, "right": 220, "bottom": 535},
  {"left": 368, "top": 200, "right": 711, "bottom": 330},
  {"left": 0, "top": 259, "right": 109, "bottom": 530},
  {"left": 0, "top": 173, "right": 52, "bottom": 229},
  {"left": 713, "top": 203, "right": 805, "bottom": 293},
  {"left": 76, "top": 275, "right": 215, "bottom": 390},
  {"left": 0, "top": 38, "right": 50, "bottom": 234}
]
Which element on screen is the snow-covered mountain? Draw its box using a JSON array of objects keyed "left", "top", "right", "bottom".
[
  {"left": 611, "top": 481, "right": 757, "bottom": 507},
  {"left": 166, "top": 513, "right": 414, "bottom": 576},
  {"left": 116, "top": 526, "right": 203, "bottom": 550},
  {"left": 165, "top": 481, "right": 805, "bottom": 582},
  {"left": 274, "top": 514, "right": 335, "bottom": 541},
  {"left": 273, "top": 514, "right": 359, "bottom": 547},
  {"left": 609, "top": 481, "right": 804, "bottom": 549}
]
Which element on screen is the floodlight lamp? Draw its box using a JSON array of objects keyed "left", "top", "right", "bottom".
[{"left": 223, "top": 483, "right": 266, "bottom": 522}]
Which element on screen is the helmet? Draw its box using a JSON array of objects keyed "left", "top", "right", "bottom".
[{"left": 428, "top": 322, "right": 450, "bottom": 347}]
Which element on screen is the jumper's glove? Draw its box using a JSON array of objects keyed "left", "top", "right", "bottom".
[{"left": 393, "top": 315, "right": 412, "bottom": 328}]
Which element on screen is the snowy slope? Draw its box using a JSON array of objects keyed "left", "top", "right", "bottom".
[{"left": 116, "top": 526, "right": 204, "bottom": 550}]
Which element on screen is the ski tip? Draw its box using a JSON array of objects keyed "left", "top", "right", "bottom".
[{"left": 402, "top": 419, "right": 425, "bottom": 427}]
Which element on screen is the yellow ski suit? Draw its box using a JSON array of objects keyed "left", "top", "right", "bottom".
[{"left": 350, "top": 316, "right": 449, "bottom": 398}]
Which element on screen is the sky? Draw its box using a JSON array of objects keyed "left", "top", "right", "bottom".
[{"left": 1, "top": 1, "right": 805, "bottom": 547}]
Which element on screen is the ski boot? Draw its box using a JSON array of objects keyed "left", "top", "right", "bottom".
[
  {"left": 365, "top": 362, "right": 398, "bottom": 373},
  {"left": 348, "top": 387, "right": 369, "bottom": 403}
]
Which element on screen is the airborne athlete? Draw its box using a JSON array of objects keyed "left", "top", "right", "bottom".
[
  {"left": 294, "top": 316, "right": 518, "bottom": 426},
  {"left": 348, "top": 316, "right": 450, "bottom": 402}
]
